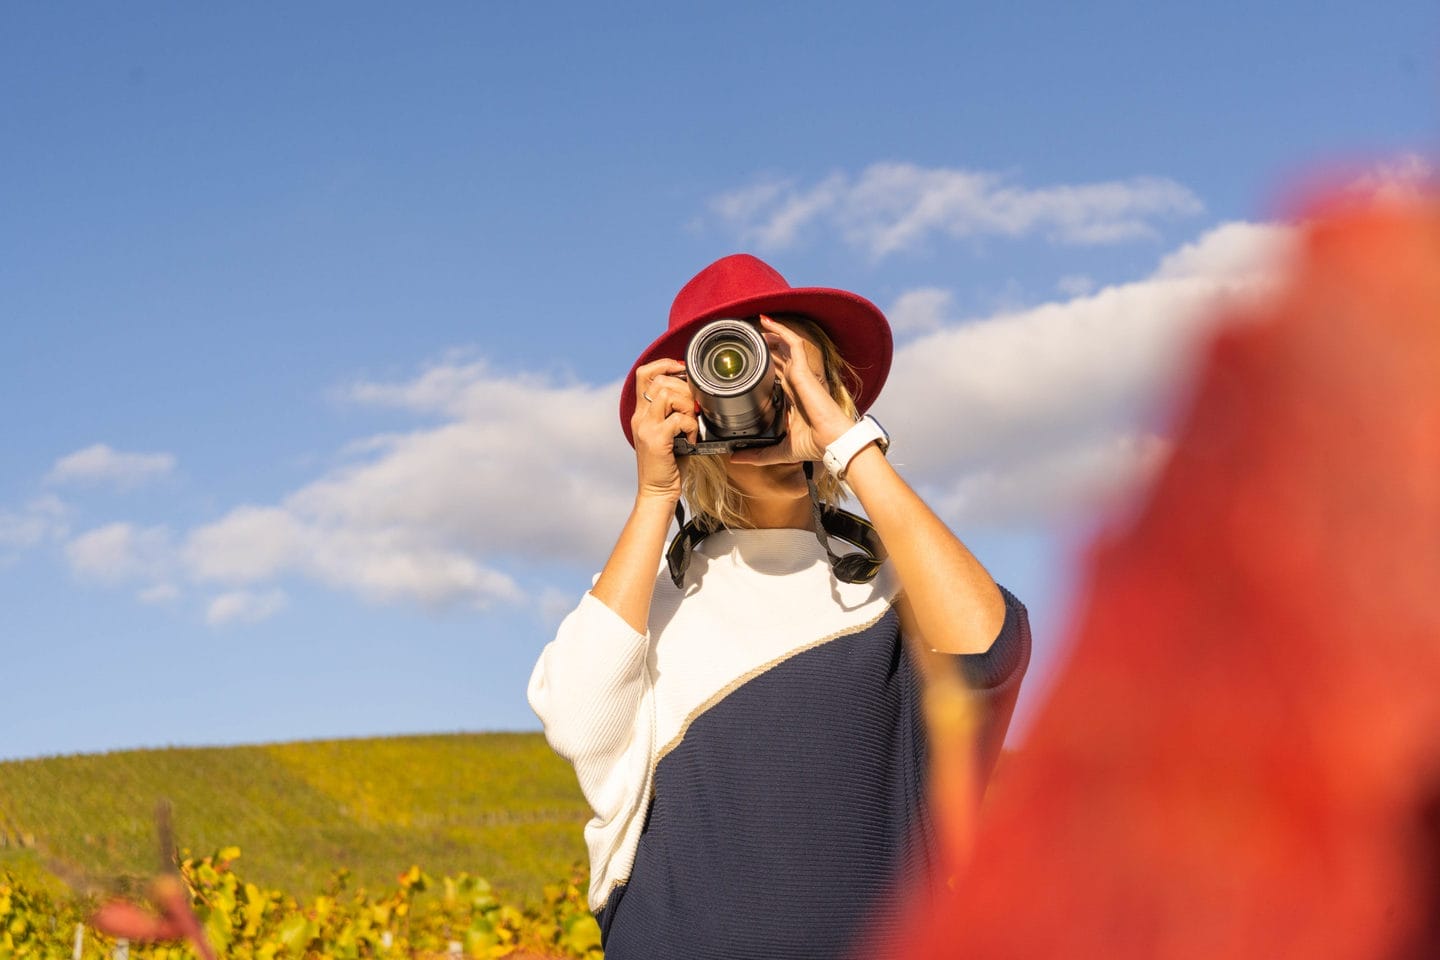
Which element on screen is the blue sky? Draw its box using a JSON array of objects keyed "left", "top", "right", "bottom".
[{"left": 1, "top": 3, "right": 1434, "bottom": 760}]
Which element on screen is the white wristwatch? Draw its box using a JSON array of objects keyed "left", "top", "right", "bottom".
[{"left": 823, "top": 415, "right": 890, "bottom": 480}]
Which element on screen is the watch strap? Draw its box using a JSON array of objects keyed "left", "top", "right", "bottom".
[{"left": 822, "top": 415, "right": 889, "bottom": 480}]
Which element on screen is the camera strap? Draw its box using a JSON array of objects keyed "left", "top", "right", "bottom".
[
  {"left": 666, "top": 499, "right": 720, "bottom": 588},
  {"left": 664, "top": 462, "right": 886, "bottom": 588},
  {"left": 802, "top": 460, "right": 887, "bottom": 584}
]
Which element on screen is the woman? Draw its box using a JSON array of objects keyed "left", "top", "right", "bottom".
[{"left": 528, "top": 254, "right": 1030, "bottom": 959}]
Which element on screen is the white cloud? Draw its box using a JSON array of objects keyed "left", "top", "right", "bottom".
[
  {"left": 138, "top": 583, "right": 181, "bottom": 604},
  {"left": 181, "top": 363, "right": 635, "bottom": 610},
  {"left": 1056, "top": 274, "right": 1095, "bottom": 298},
  {"left": 67, "top": 214, "right": 1301, "bottom": 611},
  {"left": 206, "top": 589, "right": 287, "bottom": 626},
  {"left": 707, "top": 178, "right": 789, "bottom": 225},
  {"left": 0, "top": 494, "right": 69, "bottom": 554},
  {"left": 930, "top": 432, "right": 1172, "bottom": 528},
  {"left": 886, "top": 287, "right": 954, "bottom": 337},
  {"left": 185, "top": 502, "right": 527, "bottom": 609},
  {"left": 341, "top": 357, "right": 501, "bottom": 418},
  {"left": 65, "top": 523, "right": 173, "bottom": 584},
  {"left": 1345, "top": 152, "right": 1434, "bottom": 204},
  {"left": 709, "top": 162, "right": 1203, "bottom": 258},
  {"left": 47, "top": 444, "right": 176, "bottom": 488},
  {"left": 875, "top": 277, "right": 1218, "bottom": 473},
  {"left": 184, "top": 506, "right": 309, "bottom": 582},
  {"left": 57, "top": 363, "right": 635, "bottom": 617},
  {"left": 1151, "top": 220, "right": 1295, "bottom": 281},
  {"left": 871, "top": 219, "right": 1292, "bottom": 525}
]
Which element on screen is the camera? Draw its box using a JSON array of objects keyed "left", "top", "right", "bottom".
[{"left": 672, "top": 317, "right": 787, "bottom": 456}]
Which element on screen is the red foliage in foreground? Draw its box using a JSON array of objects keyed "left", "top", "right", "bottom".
[
  {"left": 900, "top": 197, "right": 1440, "bottom": 958},
  {"left": 92, "top": 873, "right": 217, "bottom": 960}
]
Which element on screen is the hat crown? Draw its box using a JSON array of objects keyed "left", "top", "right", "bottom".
[{"left": 669, "top": 254, "right": 791, "bottom": 328}]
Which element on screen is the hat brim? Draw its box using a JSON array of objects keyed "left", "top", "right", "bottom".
[{"left": 620, "top": 287, "right": 893, "bottom": 446}]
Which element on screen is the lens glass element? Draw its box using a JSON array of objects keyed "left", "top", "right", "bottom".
[{"left": 710, "top": 346, "right": 747, "bottom": 380}]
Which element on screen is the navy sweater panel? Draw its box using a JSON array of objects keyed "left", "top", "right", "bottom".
[{"left": 597, "top": 586, "right": 1030, "bottom": 959}]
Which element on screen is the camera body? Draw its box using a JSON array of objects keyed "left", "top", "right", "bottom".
[{"left": 672, "top": 317, "right": 787, "bottom": 456}]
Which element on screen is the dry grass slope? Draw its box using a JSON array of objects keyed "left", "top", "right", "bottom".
[{"left": 0, "top": 732, "right": 589, "bottom": 901}]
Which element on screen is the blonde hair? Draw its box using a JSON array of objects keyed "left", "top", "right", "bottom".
[{"left": 682, "top": 314, "right": 861, "bottom": 529}]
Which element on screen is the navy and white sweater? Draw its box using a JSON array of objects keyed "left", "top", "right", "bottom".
[{"left": 527, "top": 527, "right": 1030, "bottom": 959}]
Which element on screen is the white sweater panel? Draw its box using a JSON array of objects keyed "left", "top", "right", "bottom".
[
  {"left": 528, "top": 528, "right": 899, "bottom": 912},
  {"left": 527, "top": 591, "right": 656, "bottom": 907}
]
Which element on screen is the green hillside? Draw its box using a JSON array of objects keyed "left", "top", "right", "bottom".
[{"left": 0, "top": 732, "right": 589, "bottom": 901}]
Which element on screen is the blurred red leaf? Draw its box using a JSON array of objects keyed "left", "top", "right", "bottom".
[
  {"left": 897, "top": 195, "right": 1440, "bottom": 958},
  {"left": 92, "top": 875, "right": 216, "bottom": 960},
  {"left": 91, "top": 900, "right": 187, "bottom": 942}
]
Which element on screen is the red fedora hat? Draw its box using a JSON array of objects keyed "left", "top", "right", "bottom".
[{"left": 620, "top": 254, "right": 893, "bottom": 445}]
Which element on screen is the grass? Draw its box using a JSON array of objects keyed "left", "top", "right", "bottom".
[{"left": 0, "top": 732, "right": 589, "bottom": 901}]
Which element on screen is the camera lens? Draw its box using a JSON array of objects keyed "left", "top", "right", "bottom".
[
  {"left": 710, "top": 345, "right": 747, "bottom": 380},
  {"left": 684, "top": 318, "right": 780, "bottom": 439}
]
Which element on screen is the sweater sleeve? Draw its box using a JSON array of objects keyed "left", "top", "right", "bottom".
[
  {"left": 527, "top": 590, "right": 657, "bottom": 903},
  {"left": 951, "top": 584, "right": 1032, "bottom": 789}
]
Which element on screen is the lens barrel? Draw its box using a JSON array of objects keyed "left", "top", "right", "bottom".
[{"left": 684, "top": 318, "right": 780, "bottom": 438}]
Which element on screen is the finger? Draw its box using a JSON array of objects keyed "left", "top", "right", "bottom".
[
  {"left": 760, "top": 316, "right": 822, "bottom": 384},
  {"left": 634, "top": 358, "right": 686, "bottom": 404},
  {"left": 669, "top": 411, "right": 699, "bottom": 443},
  {"left": 760, "top": 315, "right": 808, "bottom": 358},
  {"left": 638, "top": 405, "right": 699, "bottom": 449},
  {"left": 642, "top": 402, "right": 696, "bottom": 434},
  {"left": 648, "top": 383, "right": 697, "bottom": 421},
  {"left": 648, "top": 373, "right": 693, "bottom": 400},
  {"left": 633, "top": 386, "right": 691, "bottom": 436},
  {"left": 760, "top": 316, "right": 834, "bottom": 417},
  {"left": 640, "top": 374, "right": 694, "bottom": 416}
]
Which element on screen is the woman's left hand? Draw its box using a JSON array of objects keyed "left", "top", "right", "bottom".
[{"left": 728, "top": 315, "right": 855, "bottom": 466}]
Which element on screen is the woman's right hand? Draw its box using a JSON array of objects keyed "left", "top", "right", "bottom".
[
  {"left": 593, "top": 358, "right": 698, "bottom": 633},
  {"left": 630, "top": 358, "right": 698, "bottom": 504}
]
